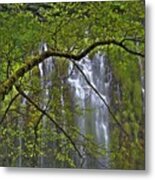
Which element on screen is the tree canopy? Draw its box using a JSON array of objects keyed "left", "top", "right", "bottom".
[{"left": 0, "top": 1, "right": 145, "bottom": 169}]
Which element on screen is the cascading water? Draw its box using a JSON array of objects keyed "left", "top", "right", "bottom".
[
  {"left": 37, "top": 49, "right": 111, "bottom": 168},
  {"left": 38, "top": 43, "right": 54, "bottom": 167},
  {"left": 16, "top": 94, "right": 27, "bottom": 167},
  {"left": 68, "top": 53, "right": 112, "bottom": 168}
]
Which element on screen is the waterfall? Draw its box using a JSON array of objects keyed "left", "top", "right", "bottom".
[
  {"left": 37, "top": 51, "right": 111, "bottom": 168},
  {"left": 38, "top": 43, "right": 54, "bottom": 167},
  {"left": 138, "top": 58, "right": 145, "bottom": 113},
  {"left": 68, "top": 53, "right": 111, "bottom": 168},
  {"left": 17, "top": 96, "right": 27, "bottom": 167}
]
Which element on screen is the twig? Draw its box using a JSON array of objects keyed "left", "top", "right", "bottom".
[
  {"left": 0, "top": 93, "right": 20, "bottom": 125},
  {"left": 15, "top": 85, "right": 83, "bottom": 159},
  {"left": 0, "top": 39, "right": 144, "bottom": 101},
  {"left": 72, "top": 61, "right": 129, "bottom": 137}
]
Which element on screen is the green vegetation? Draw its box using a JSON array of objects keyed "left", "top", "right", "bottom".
[{"left": 0, "top": 1, "right": 145, "bottom": 169}]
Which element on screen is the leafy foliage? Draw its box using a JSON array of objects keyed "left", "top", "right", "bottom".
[{"left": 0, "top": 1, "right": 144, "bottom": 169}]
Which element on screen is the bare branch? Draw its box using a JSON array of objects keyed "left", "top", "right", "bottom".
[
  {"left": 0, "top": 93, "right": 20, "bottom": 125},
  {"left": 75, "top": 40, "right": 144, "bottom": 60},
  {"left": 121, "top": 37, "right": 144, "bottom": 44},
  {"left": 0, "top": 39, "right": 144, "bottom": 101},
  {"left": 72, "top": 61, "right": 129, "bottom": 137},
  {"left": 15, "top": 85, "right": 83, "bottom": 159}
]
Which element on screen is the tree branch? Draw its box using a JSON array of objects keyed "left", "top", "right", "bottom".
[
  {"left": 72, "top": 61, "right": 129, "bottom": 137},
  {"left": 75, "top": 40, "right": 144, "bottom": 60},
  {"left": 121, "top": 37, "right": 144, "bottom": 44},
  {"left": 15, "top": 85, "right": 83, "bottom": 159},
  {"left": 0, "top": 39, "right": 144, "bottom": 101},
  {"left": 0, "top": 93, "right": 20, "bottom": 125}
]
